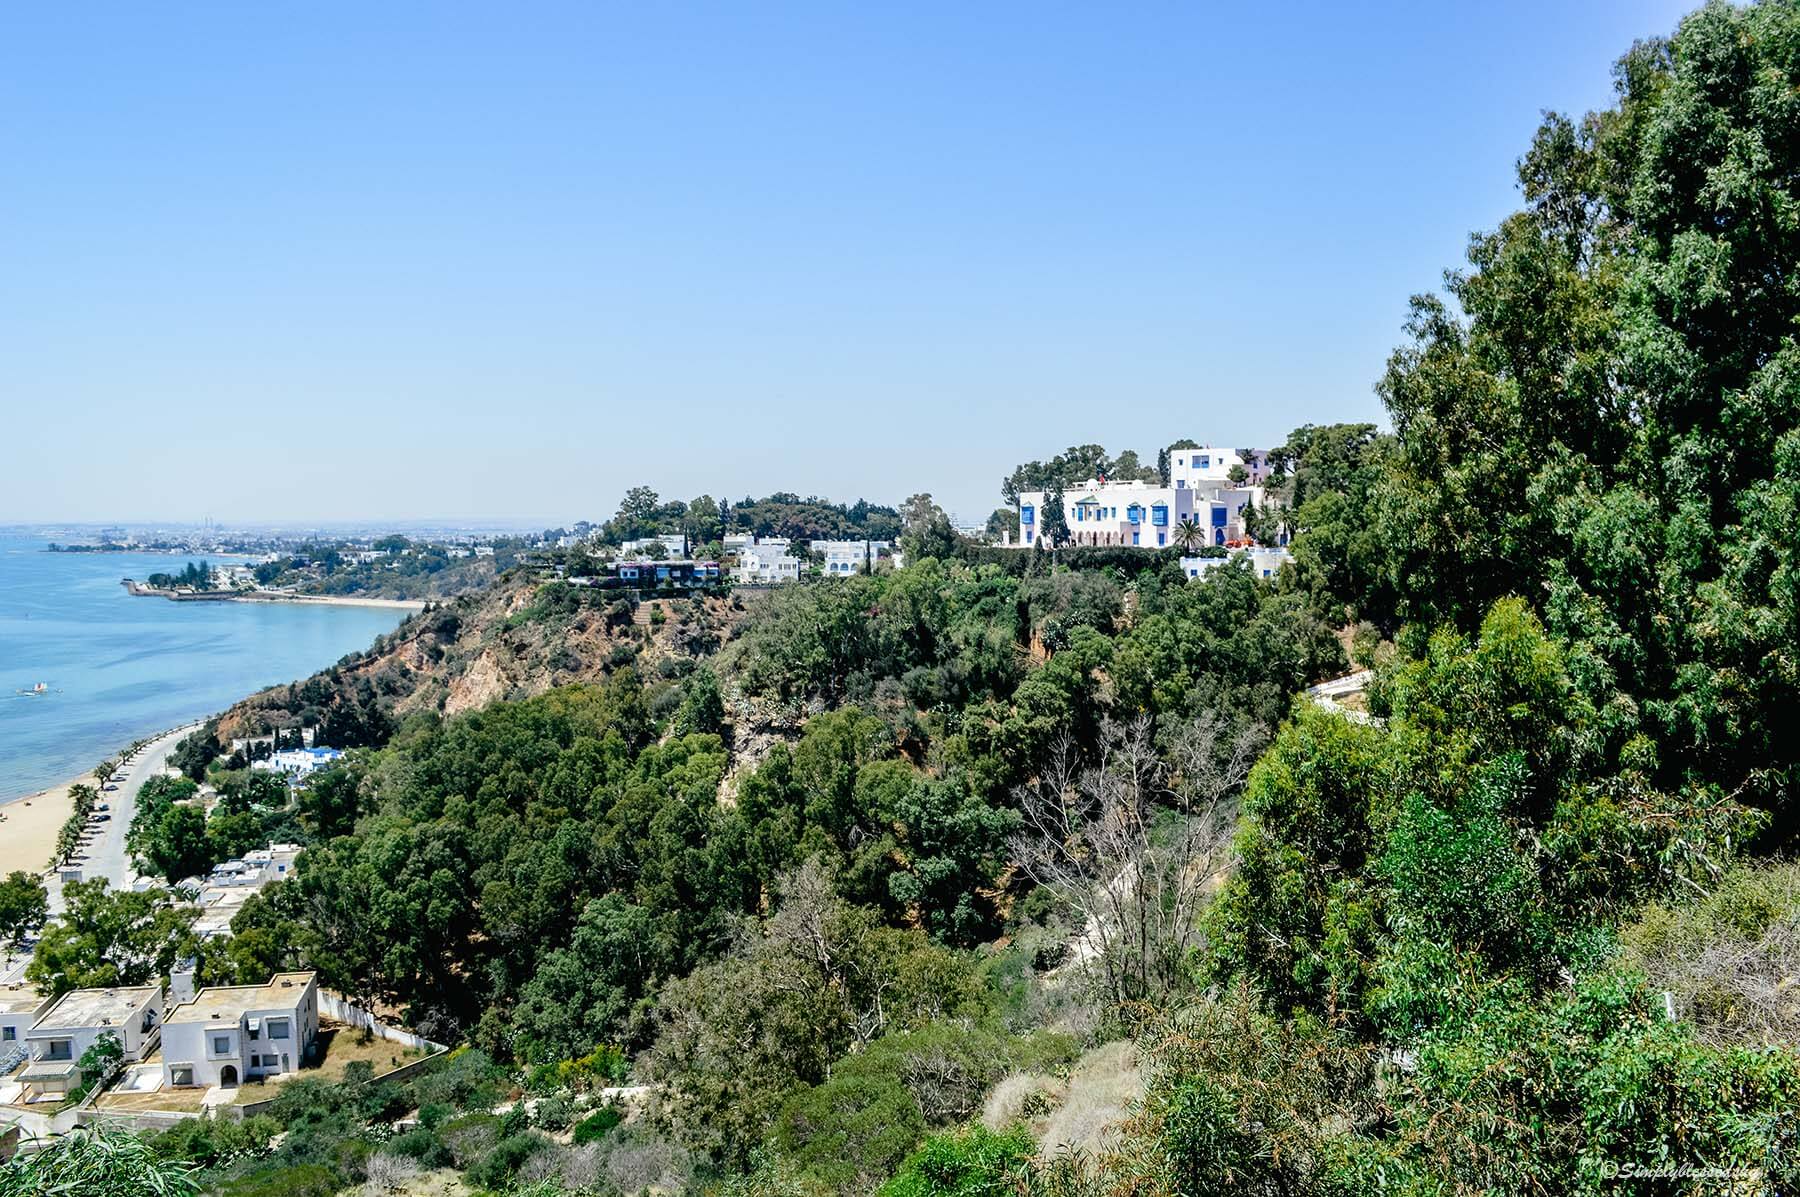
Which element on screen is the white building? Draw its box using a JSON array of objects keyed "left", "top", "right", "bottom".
[
  {"left": 16, "top": 986, "right": 162, "bottom": 1100},
  {"left": 1181, "top": 546, "right": 1293, "bottom": 580},
  {"left": 1011, "top": 441, "right": 1279, "bottom": 550},
  {"left": 161, "top": 971, "right": 318, "bottom": 1089},
  {"left": 1167, "top": 445, "right": 1271, "bottom": 490},
  {"left": 618, "top": 534, "right": 689, "bottom": 559},
  {"left": 0, "top": 985, "right": 50, "bottom": 1062},
  {"left": 1016, "top": 479, "right": 1202, "bottom": 549},
  {"left": 734, "top": 539, "right": 801, "bottom": 584},
  {"left": 813, "top": 539, "right": 890, "bottom": 576},
  {"left": 252, "top": 747, "right": 343, "bottom": 778},
  {"left": 206, "top": 844, "right": 301, "bottom": 890}
]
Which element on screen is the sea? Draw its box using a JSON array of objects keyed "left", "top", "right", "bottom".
[{"left": 0, "top": 533, "right": 408, "bottom": 803}]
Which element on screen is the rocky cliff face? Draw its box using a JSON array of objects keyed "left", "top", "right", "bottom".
[{"left": 217, "top": 574, "right": 752, "bottom": 742}]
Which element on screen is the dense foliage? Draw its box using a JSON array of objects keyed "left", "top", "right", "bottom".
[
  {"left": 49, "top": 5, "right": 1800, "bottom": 1193},
  {"left": 597, "top": 486, "right": 905, "bottom": 549}
]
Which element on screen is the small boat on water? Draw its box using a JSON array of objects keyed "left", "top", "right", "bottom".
[{"left": 17, "top": 682, "right": 48, "bottom": 696}]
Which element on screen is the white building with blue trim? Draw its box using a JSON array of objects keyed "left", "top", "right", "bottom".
[
  {"left": 1181, "top": 546, "right": 1293, "bottom": 580},
  {"left": 1009, "top": 444, "right": 1281, "bottom": 551},
  {"left": 251, "top": 747, "right": 344, "bottom": 778}
]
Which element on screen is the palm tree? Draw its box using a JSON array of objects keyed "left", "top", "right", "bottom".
[
  {"left": 94, "top": 760, "right": 117, "bottom": 791},
  {"left": 3, "top": 1125, "right": 198, "bottom": 1195},
  {"left": 69, "top": 783, "right": 98, "bottom": 819},
  {"left": 1173, "top": 518, "right": 1205, "bottom": 552}
]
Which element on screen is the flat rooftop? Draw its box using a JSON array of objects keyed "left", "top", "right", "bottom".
[
  {"left": 32, "top": 986, "right": 159, "bottom": 1031},
  {"left": 0, "top": 985, "right": 45, "bottom": 1016},
  {"left": 165, "top": 972, "right": 314, "bottom": 1025}
]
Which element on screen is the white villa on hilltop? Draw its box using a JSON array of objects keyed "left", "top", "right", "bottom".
[{"left": 1009, "top": 444, "right": 1285, "bottom": 551}]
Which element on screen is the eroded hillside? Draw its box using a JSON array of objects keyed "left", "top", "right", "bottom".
[{"left": 216, "top": 574, "right": 754, "bottom": 742}]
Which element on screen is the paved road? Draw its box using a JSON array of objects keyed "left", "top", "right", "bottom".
[
  {"left": 76, "top": 723, "right": 201, "bottom": 897},
  {"left": 0, "top": 723, "right": 201, "bottom": 987}
]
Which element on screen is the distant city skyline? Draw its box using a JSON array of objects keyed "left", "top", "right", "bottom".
[{"left": 3, "top": 0, "right": 1691, "bottom": 524}]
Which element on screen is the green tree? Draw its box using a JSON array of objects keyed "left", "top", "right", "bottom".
[
  {"left": 0, "top": 1124, "right": 198, "bottom": 1196},
  {"left": 137, "top": 804, "right": 213, "bottom": 886},
  {"left": 27, "top": 880, "right": 200, "bottom": 995},
  {"left": 0, "top": 871, "right": 49, "bottom": 948},
  {"left": 1036, "top": 480, "right": 1070, "bottom": 548}
]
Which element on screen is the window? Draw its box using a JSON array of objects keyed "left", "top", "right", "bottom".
[
  {"left": 1211, "top": 507, "right": 1227, "bottom": 527},
  {"left": 1127, "top": 505, "right": 1141, "bottom": 523},
  {"left": 2, "top": 1027, "right": 13, "bottom": 1042},
  {"left": 170, "top": 1066, "right": 193, "bottom": 1086},
  {"left": 1157, "top": 532, "right": 1167, "bottom": 546},
  {"left": 213, "top": 1035, "right": 232, "bottom": 1055},
  {"left": 1199, "top": 456, "right": 1210, "bottom": 468},
  {"left": 1020, "top": 505, "right": 1034, "bottom": 525},
  {"left": 1150, "top": 505, "right": 1169, "bottom": 526},
  {"left": 1132, "top": 532, "right": 1140, "bottom": 545},
  {"left": 47, "top": 1040, "right": 72, "bottom": 1061}
]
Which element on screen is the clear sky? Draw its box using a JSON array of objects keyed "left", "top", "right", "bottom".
[{"left": 1, "top": 0, "right": 1693, "bottom": 526}]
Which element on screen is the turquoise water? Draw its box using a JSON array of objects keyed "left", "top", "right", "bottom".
[{"left": 0, "top": 533, "right": 407, "bottom": 802}]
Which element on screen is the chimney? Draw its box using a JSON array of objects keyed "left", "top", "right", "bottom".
[{"left": 170, "top": 959, "right": 198, "bottom": 1007}]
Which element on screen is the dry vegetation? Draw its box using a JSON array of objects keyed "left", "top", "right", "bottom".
[{"left": 1619, "top": 860, "right": 1800, "bottom": 1047}]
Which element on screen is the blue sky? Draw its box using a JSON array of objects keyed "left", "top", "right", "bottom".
[{"left": 1, "top": 0, "right": 1693, "bottom": 525}]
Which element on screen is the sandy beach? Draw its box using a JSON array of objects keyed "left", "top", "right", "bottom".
[
  {"left": 0, "top": 778, "right": 80, "bottom": 878},
  {"left": 240, "top": 592, "right": 426, "bottom": 611},
  {"left": 125, "top": 584, "right": 425, "bottom": 612}
]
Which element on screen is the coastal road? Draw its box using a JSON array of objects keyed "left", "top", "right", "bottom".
[
  {"left": 0, "top": 723, "right": 202, "bottom": 986},
  {"left": 76, "top": 722, "right": 202, "bottom": 898}
]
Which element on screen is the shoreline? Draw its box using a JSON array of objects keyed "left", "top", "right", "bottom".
[
  {"left": 0, "top": 723, "right": 197, "bottom": 879},
  {"left": 123, "top": 582, "right": 425, "bottom": 611}
]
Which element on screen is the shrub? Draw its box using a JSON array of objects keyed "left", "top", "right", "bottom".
[
  {"left": 216, "top": 1162, "right": 339, "bottom": 1197},
  {"left": 571, "top": 1105, "right": 623, "bottom": 1146},
  {"left": 466, "top": 1132, "right": 547, "bottom": 1190},
  {"left": 878, "top": 1125, "right": 1035, "bottom": 1197},
  {"left": 532, "top": 1093, "right": 575, "bottom": 1131},
  {"left": 384, "top": 1126, "right": 452, "bottom": 1168},
  {"left": 360, "top": 1152, "right": 421, "bottom": 1192},
  {"left": 439, "top": 1112, "right": 501, "bottom": 1167}
]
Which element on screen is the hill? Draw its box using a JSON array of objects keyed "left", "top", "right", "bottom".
[{"left": 212, "top": 574, "right": 753, "bottom": 746}]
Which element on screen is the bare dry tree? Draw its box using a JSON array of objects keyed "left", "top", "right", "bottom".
[{"left": 1012, "top": 710, "right": 1266, "bottom": 1014}]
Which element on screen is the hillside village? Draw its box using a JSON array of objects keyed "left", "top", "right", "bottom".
[{"left": 545, "top": 439, "right": 1295, "bottom": 593}]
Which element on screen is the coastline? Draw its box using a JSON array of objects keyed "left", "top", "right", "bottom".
[
  {"left": 238, "top": 592, "right": 426, "bottom": 611},
  {"left": 0, "top": 724, "right": 199, "bottom": 880},
  {"left": 123, "top": 582, "right": 425, "bottom": 611},
  {"left": 0, "top": 777, "right": 80, "bottom": 878}
]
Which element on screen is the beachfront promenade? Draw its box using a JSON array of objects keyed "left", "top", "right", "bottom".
[
  {"left": 70, "top": 724, "right": 198, "bottom": 903},
  {"left": 0, "top": 723, "right": 199, "bottom": 986}
]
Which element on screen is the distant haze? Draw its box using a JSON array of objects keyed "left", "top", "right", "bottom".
[{"left": 1, "top": 0, "right": 1690, "bottom": 526}]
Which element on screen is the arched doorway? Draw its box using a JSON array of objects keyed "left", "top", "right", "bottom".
[{"left": 219, "top": 1065, "right": 239, "bottom": 1087}]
